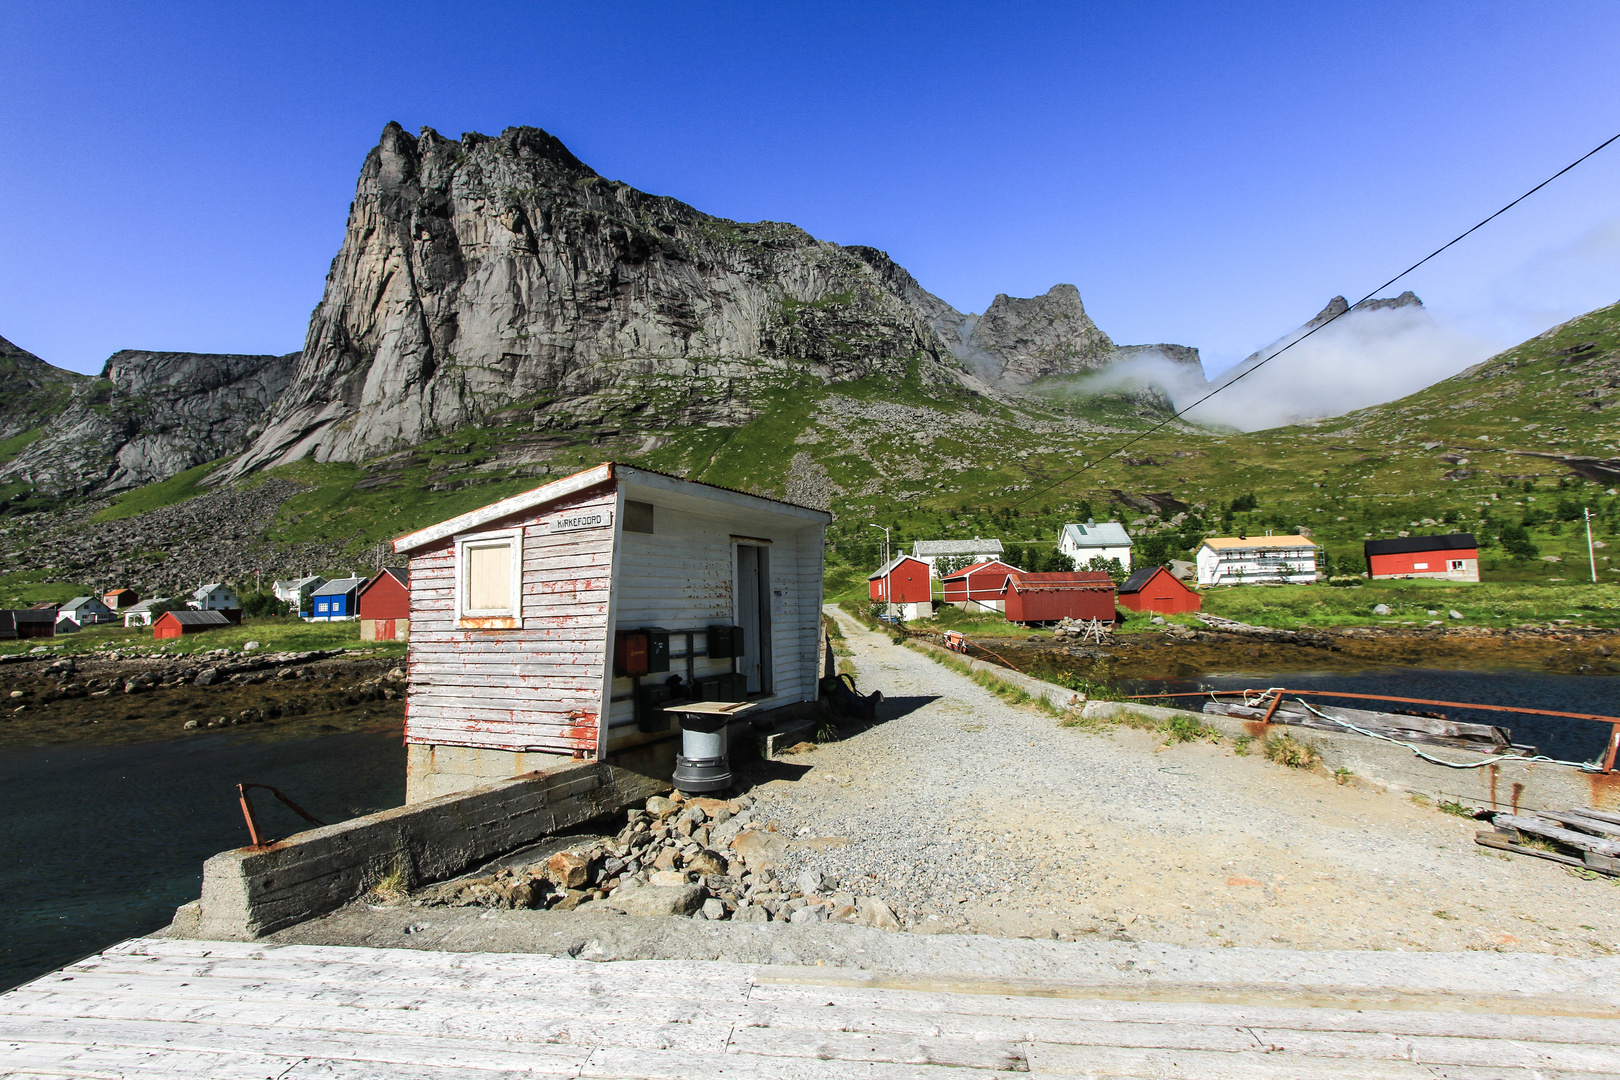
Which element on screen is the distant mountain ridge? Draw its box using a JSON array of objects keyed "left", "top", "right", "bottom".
[{"left": 228, "top": 122, "right": 1202, "bottom": 477}]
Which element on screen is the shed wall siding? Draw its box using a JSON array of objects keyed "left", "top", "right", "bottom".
[{"left": 405, "top": 486, "right": 616, "bottom": 755}]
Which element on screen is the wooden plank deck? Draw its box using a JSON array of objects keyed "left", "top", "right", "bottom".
[{"left": 4, "top": 938, "right": 1619, "bottom": 1078}]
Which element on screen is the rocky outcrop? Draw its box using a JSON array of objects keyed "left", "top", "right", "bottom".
[
  {"left": 0, "top": 335, "right": 86, "bottom": 442},
  {"left": 0, "top": 349, "right": 298, "bottom": 495},
  {"left": 228, "top": 123, "right": 983, "bottom": 475},
  {"left": 953, "top": 285, "right": 1117, "bottom": 384}
]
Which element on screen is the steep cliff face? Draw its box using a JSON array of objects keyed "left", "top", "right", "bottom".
[
  {"left": 231, "top": 123, "right": 979, "bottom": 474},
  {"left": 0, "top": 335, "right": 86, "bottom": 442},
  {"left": 956, "top": 285, "right": 1117, "bottom": 384},
  {"left": 0, "top": 349, "right": 298, "bottom": 495}
]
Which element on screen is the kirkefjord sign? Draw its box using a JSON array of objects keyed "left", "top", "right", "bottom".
[{"left": 545, "top": 509, "right": 613, "bottom": 533}]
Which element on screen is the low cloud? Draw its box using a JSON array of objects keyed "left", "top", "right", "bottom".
[{"left": 1071, "top": 302, "right": 1498, "bottom": 432}]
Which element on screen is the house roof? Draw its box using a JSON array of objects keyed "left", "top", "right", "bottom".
[
  {"left": 359, "top": 567, "right": 409, "bottom": 596},
  {"left": 1364, "top": 533, "right": 1479, "bottom": 557},
  {"left": 12, "top": 608, "right": 55, "bottom": 624},
  {"left": 912, "top": 538, "right": 1004, "bottom": 557},
  {"left": 273, "top": 576, "right": 326, "bottom": 591},
  {"left": 60, "top": 596, "right": 108, "bottom": 611},
  {"left": 158, "top": 610, "right": 231, "bottom": 627},
  {"left": 393, "top": 462, "right": 831, "bottom": 555},
  {"left": 1199, "top": 535, "right": 1315, "bottom": 551},
  {"left": 312, "top": 577, "right": 364, "bottom": 596},
  {"left": 939, "top": 559, "right": 1018, "bottom": 582},
  {"left": 1119, "top": 566, "right": 1164, "bottom": 593},
  {"left": 868, "top": 555, "right": 928, "bottom": 580},
  {"left": 1060, "top": 522, "right": 1133, "bottom": 548},
  {"left": 1005, "top": 571, "right": 1116, "bottom": 592},
  {"left": 127, "top": 598, "right": 172, "bottom": 613},
  {"left": 192, "top": 583, "right": 232, "bottom": 600},
  {"left": 104, "top": 588, "right": 135, "bottom": 597}
]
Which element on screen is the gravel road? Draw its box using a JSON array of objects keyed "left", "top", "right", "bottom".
[{"left": 743, "top": 605, "right": 1620, "bottom": 956}]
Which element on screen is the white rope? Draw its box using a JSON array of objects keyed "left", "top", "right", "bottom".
[{"left": 1289, "top": 697, "right": 1601, "bottom": 772}]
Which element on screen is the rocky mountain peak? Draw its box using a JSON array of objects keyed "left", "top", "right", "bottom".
[{"left": 959, "top": 284, "right": 1117, "bottom": 384}]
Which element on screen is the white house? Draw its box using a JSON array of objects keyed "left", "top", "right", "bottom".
[
  {"left": 190, "top": 583, "right": 241, "bottom": 611},
  {"left": 272, "top": 576, "right": 327, "bottom": 613},
  {"left": 123, "top": 598, "right": 178, "bottom": 627},
  {"left": 1058, "top": 520, "right": 1133, "bottom": 570},
  {"left": 57, "top": 596, "right": 116, "bottom": 627},
  {"left": 391, "top": 462, "right": 831, "bottom": 803},
  {"left": 911, "top": 537, "right": 1004, "bottom": 578},
  {"left": 1195, "top": 535, "right": 1319, "bottom": 586}
]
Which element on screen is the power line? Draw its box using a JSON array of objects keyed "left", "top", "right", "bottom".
[{"left": 1015, "top": 128, "right": 1620, "bottom": 511}]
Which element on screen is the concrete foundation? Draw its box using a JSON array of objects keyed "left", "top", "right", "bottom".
[
  {"left": 406, "top": 744, "right": 591, "bottom": 803},
  {"left": 186, "top": 759, "right": 666, "bottom": 941}
]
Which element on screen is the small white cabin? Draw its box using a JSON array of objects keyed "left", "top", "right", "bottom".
[
  {"left": 190, "top": 583, "right": 241, "bottom": 611},
  {"left": 1058, "top": 520, "right": 1133, "bottom": 570},
  {"left": 1196, "top": 535, "right": 1319, "bottom": 586},
  {"left": 123, "top": 598, "right": 177, "bottom": 627},
  {"left": 392, "top": 463, "right": 830, "bottom": 802},
  {"left": 57, "top": 596, "right": 115, "bottom": 627}
]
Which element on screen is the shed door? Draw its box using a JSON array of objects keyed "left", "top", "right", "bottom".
[{"left": 735, "top": 545, "right": 772, "bottom": 695}]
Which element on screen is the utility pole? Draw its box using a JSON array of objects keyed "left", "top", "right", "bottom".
[
  {"left": 867, "top": 523, "right": 892, "bottom": 616},
  {"left": 1586, "top": 507, "right": 1599, "bottom": 584}
]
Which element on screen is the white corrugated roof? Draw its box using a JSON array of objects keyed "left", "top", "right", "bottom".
[
  {"left": 1060, "top": 522, "right": 1133, "bottom": 547},
  {"left": 912, "top": 538, "right": 1004, "bottom": 557}
]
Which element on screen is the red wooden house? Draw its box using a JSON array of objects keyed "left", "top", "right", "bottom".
[
  {"left": 868, "top": 555, "right": 933, "bottom": 619},
  {"left": 1117, "top": 565, "right": 1201, "bottom": 614},
  {"left": 152, "top": 610, "right": 231, "bottom": 639},
  {"left": 1001, "top": 571, "right": 1117, "bottom": 625},
  {"left": 358, "top": 567, "right": 411, "bottom": 641},
  {"left": 1364, "top": 534, "right": 1480, "bottom": 582},
  {"left": 940, "top": 559, "right": 1020, "bottom": 613}
]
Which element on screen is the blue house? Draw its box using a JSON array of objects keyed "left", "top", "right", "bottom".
[{"left": 307, "top": 577, "right": 363, "bottom": 621}]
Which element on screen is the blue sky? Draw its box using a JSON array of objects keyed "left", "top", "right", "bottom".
[{"left": 3, "top": 1, "right": 1619, "bottom": 376}]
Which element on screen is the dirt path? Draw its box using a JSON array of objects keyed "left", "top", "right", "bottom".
[{"left": 741, "top": 604, "right": 1620, "bottom": 956}]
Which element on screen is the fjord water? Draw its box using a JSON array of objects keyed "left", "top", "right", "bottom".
[
  {"left": 0, "top": 727, "right": 404, "bottom": 991},
  {"left": 1121, "top": 668, "right": 1619, "bottom": 763}
]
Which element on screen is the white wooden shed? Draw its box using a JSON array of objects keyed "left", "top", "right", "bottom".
[{"left": 392, "top": 463, "right": 831, "bottom": 801}]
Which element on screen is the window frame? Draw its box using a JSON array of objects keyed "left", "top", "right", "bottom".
[{"left": 456, "top": 529, "right": 523, "bottom": 629}]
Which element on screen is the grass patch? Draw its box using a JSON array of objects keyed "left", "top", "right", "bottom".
[
  {"left": 1233, "top": 734, "right": 1255, "bottom": 755},
  {"left": 1437, "top": 799, "right": 1473, "bottom": 817},
  {"left": 0, "top": 615, "right": 406, "bottom": 659},
  {"left": 93, "top": 459, "right": 225, "bottom": 521},
  {"left": 1263, "top": 732, "right": 1322, "bottom": 769}
]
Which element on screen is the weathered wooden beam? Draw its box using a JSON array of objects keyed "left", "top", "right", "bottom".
[{"left": 1492, "top": 814, "right": 1620, "bottom": 858}]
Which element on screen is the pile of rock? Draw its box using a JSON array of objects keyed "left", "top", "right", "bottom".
[{"left": 418, "top": 791, "right": 903, "bottom": 930}]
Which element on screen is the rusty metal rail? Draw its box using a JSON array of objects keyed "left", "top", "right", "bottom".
[
  {"left": 237, "top": 783, "right": 326, "bottom": 849},
  {"left": 1122, "top": 688, "right": 1620, "bottom": 773}
]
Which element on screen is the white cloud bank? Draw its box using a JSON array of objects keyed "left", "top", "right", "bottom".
[{"left": 1073, "top": 301, "right": 1499, "bottom": 432}]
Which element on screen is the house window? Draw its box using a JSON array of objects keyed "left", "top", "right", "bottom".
[
  {"left": 457, "top": 531, "right": 522, "bottom": 627},
  {"left": 1450, "top": 559, "right": 1465, "bottom": 571},
  {"left": 1412, "top": 562, "right": 1429, "bottom": 570},
  {"left": 317, "top": 603, "right": 328, "bottom": 612}
]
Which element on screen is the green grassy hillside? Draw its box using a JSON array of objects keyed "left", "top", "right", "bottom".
[{"left": 3, "top": 303, "right": 1617, "bottom": 611}]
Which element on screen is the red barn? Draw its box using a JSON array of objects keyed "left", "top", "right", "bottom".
[
  {"left": 1002, "top": 571, "right": 1117, "bottom": 625},
  {"left": 940, "top": 560, "right": 1020, "bottom": 613},
  {"left": 1117, "top": 565, "right": 1202, "bottom": 614},
  {"left": 1364, "top": 533, "right": 1480, "bottom": 582},
  {"left": 868, "top": 555, "right": 933, "bottom": 619},
  {"left": 358, "top": 567, "right": 411, "bottom": 641},
  {"left": 152, "top": 610, "right": 231, "bottom": 639}
]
